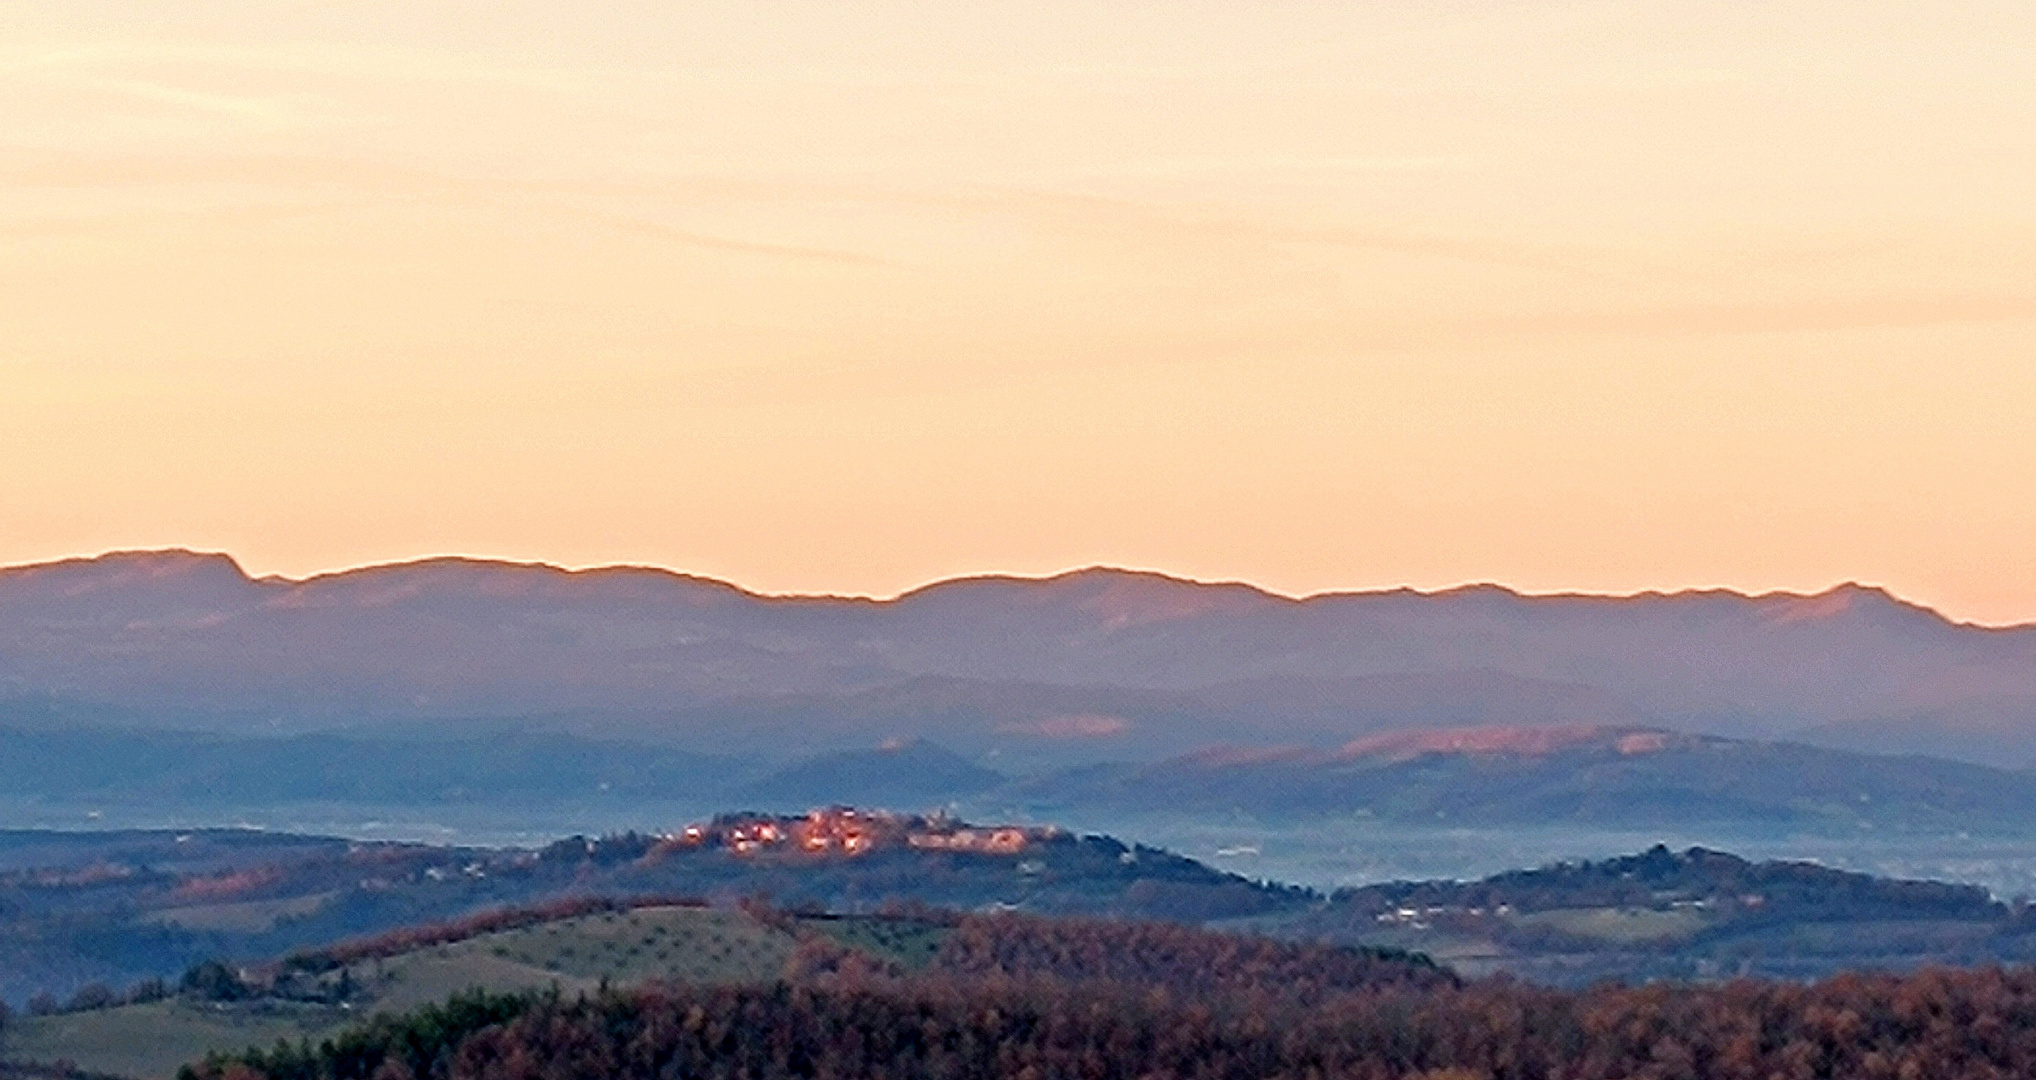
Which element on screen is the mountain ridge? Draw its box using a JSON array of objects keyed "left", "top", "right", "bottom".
[
  {"left": 5, "top": 550, "right": 2036, "bottom": 766},
  {"left": 2, "top": 548, "right": 1996, "bottom": 626}
]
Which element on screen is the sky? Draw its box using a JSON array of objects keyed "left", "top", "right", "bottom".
[{"left": 3, "top": 2, "right": 2034, "bottom": 623}]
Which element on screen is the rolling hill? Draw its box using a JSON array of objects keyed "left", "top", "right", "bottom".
[
  {"left": 11, "top": 833, "right": 2036, "bottom": 1077},
  {"left": 0, "top": 812, "right": 1303, "bottom": 1010},
  {"left": 15, "top": 719, "right": 2036, "bottom": 845},
  {"left": 0, "top": 904, "right": 897, "bottom": 1079},
  {"left": 1005, "top": 724, "right": 2036, "bottom": 835}
]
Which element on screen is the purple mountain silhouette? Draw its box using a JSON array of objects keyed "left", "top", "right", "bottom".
[{"left": 4, "top": 550, "right": 2035, "bottom": 764}]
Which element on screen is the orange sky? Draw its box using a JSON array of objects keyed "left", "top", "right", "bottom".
[{"left": 4, "top": 3, "right": 2035, "bottom": 623}]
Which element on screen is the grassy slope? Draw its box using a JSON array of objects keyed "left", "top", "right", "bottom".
[
  {"left": 152, "top": 894, "right": 337, "bottom": 934},
  {"left": 4, "top": 906, "right": 940, "bottom": 1080},
  {"left": 353, "top": 906, "right": 802, "bottom": 1015},
  {"left": 805, "top": 915, "right": 950, "bottom": 970},
  {"left": 1, "top": 999, "right": 344, "bottom": 1080}
]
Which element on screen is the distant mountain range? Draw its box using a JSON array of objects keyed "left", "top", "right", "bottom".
[{"left": 4, "top": 549, "right": 2035, "bottom": 767}]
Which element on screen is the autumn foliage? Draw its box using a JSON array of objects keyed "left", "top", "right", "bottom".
[
  {"left": 195, "top": 910, "right": 2036, "bottom": 1080},
  {"left": 928, "top": 910, "right": 1448, "bottom": 1003}
]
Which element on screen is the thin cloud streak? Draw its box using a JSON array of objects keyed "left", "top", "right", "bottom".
[
  {"left": 603, "top": 216, "right": 901, "bottom": 269},
  {"left": 83, "top": 78, "right": 305, "bottom": 122}
]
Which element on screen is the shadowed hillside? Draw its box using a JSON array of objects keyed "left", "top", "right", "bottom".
[{"left": 1006, "top": 724, "right": 2036, "bottom": 835}]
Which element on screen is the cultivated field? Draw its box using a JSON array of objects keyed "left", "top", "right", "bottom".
[
  {"left": 2, "top": 999, "right": 344, "bottom": 1080},
  {"left": 3, "top": 906, "right": 945, "bottom": 1080}
]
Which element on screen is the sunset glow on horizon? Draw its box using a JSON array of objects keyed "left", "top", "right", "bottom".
[{"left": 5, "top": 3, "right": 2035, "bottom": 624}]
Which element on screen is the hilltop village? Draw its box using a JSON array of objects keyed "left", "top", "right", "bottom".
[{"left": 667, "top": 808, "right": 1051, "bottom": 859}]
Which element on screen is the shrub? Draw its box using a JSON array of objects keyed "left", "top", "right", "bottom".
[
  {"left": 64, "top": 982, "right": 116, "bottom": 1011},
  {"left": 181, "top": 959, "right": 252, "bottom": 1002}
]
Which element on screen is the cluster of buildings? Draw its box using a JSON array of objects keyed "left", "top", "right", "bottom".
[
  {"left": 1375, "top": 903, "right": 1511, "bottom": 931},
  {"left": 666, "top": 808, "right": 1052, "bottom": 859}
]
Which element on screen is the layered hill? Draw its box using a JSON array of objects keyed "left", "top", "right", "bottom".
[
  {"left": 2, "top": 894, "right": 1437, "bottom": 1080},
  {"left": 1009, "top": 724, "right": 2036, "bottom": 834},
  {"left": 14, "top": 719, "right": 2036, "bottom": 844},
  {"left": 0, "top": 812, "right": 1302, "bottom": 1008},
  {"left": 9, "top": 828, "right": 2036, "bottom": 1078},
  {"left": 5, "top": 550, "right": 2036, "bottom": 764}
]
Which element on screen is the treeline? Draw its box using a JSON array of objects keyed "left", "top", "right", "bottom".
[
  {"left": 9, "top": 956, "right": 285, "bottom": 1021},
  {"left": 281, "top": 894, "right": 710, "bottom": 973},
  {"left": 189, "top": 963, "right": 2036, "bottom": 1080},
  {"left": 7, "top": 976, "right": 169, "bottom": 1021},
  {"left": 927, "top": 912, "right": 1447, "bottom": 1003}
]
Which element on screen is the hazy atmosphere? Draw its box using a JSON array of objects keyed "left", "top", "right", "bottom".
[
  {"left": 11, "top": 7, "right": 2036, "bottom": 1076},
  {"left": 6, "top": 2, "right": 2036, "bottom": 621}
]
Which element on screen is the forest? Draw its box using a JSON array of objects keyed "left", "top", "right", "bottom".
[{"left": 186, "top": 910, "right": 2036, "bottom": 1080}]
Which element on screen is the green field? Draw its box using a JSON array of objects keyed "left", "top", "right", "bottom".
[
  {"left": 354, "top": 905, "right": 803, "bottom": 1014},
  {"left": 3, "top": 907, "right": 944, "bottom": 1080},
  {"left": 805, "top": 915, "right": 951, "bottom": 970},
  {"left": 151, "top": 893, "right": 337, "bottom": 933},
  {"left": 1511, "top": 906, "right": 1713, "bottom": 944},
  {"left": 1, "top": 999, "right": 348, "bottom": 1080}
]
